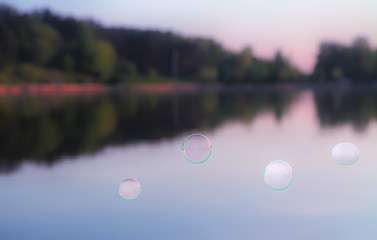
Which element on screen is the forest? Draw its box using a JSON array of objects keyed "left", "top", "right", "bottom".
[{"left": 0, "top": 4, "right": 377, "bottom": 84}]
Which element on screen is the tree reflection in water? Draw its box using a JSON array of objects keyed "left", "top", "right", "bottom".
[{"left": 0, "top": 90, "right": 300, "bottom": 173}]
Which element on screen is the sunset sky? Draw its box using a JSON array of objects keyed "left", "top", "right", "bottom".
[{"left": 6, "top": 0, "right": 377, "bottom": 72}]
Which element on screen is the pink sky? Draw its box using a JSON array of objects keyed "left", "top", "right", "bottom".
[{"left": 8, "top": 0, "right": 377, "bottom": 72}]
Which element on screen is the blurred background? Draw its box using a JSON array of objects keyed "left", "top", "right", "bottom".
[{"left": 0, "top": 1, "right": 377, "bottom": 239}]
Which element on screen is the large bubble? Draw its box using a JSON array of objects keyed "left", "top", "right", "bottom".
[
  {"left": 331, "top": 142, "right": 359, "bottom": 166},
  {"left": 182, "top": 134, "right": 212, "bottom": 164},
  {"left": 119, "top": 179, "right": 141, "bottom": 200},
  {"left": 264, "top": 160, "right": 293, "bottom": 191}
]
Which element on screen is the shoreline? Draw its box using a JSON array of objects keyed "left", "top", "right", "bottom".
[
  {"left": 0, "top": 82, "right": 375, "bottom": 96},
  {"left": 0, "top": 84, "right": 108, "bottom": 95}
]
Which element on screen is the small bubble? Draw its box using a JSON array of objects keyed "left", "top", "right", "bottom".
[
  {"left": 119, "top": 179, "right": 141, "bottom": 200},
  {"left": 331, "top": 142, "right": 359, "bottom": 166},
  {"left": 264, "top": 160, "right": 293, "bottom": 191},
  {"left": 182, "top": 134, "right": 212, "bottom": 164}
]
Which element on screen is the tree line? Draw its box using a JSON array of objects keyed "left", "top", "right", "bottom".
[
  {"left": 313, "top": 38, "right": 377, "bottom": 83},
  {"left": 0, "top": 4, "right": 301, "bottom": 84},
  {"left": 0, "top": 4, "right": 376, "bottom": 84}
]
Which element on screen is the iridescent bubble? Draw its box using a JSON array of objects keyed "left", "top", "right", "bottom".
[
  {"left": 331, "top": 142, "right": 360, "bottom": 166},
  {"left": 182, "top": 134, "right": 212, "bottom": 164},
  {"left": 264, "top": 160, "right": 293, "bottom": 191},
  {"left": 119, "top": 179, "right": 141, "bottom": 200}
]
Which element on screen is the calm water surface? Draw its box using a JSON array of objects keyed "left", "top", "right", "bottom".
[{"left": 1, "top": 89, "right": 377, "bottom": 240}]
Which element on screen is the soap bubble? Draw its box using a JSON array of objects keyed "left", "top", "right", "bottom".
[
  {"left": 264, "top": 160, "right": 293, "bottom": 191},
  {"left": 182, "top": 134, "right": 212, "bottom": 164},
  {"left": 331, "top": 142, "right": 359, "bottom": 166},
  {"left": 119, "top": 179, "right": 141, "bottom": 200}
]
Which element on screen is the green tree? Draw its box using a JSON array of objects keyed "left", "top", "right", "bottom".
[
  {"left": 70, "top": 24, "right": 116, "bottom": 80},
  {"left": 349, "top": 37, "right": 375, "bottom": 81},
  {"left": 245, "top": 59, "right": 269, "bottom": 83},
  {"left": 92, "top": 40, "right": 117, "bottom": 79},
  {"left": 218, "top": 48, "right": 253, "bottom": 84},
  {"left": 29, "top": 21, "right": 61, "bottom": 65},
  {"left": 268, "top": 51, "right": 299, "bottom": 82},
  {"left": 313, "top": 37, "right": 377, "bottom": 82}
]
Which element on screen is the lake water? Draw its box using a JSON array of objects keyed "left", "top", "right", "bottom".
[{"left": 1, "top": 88, "right": 377, "bottom": 240}]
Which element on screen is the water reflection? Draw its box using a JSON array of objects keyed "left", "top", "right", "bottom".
[
  {"left": 3, "top": 88, "right": 376, "bottom": 173},
  {"left": 0, "top": 91, "right": 297, "bottom": 173},
  {"left": 314, "top": 88, "right": 377, "bottom": 131},
  {"left": 2, "top": 89, "right": 377, "bottom": 240}
]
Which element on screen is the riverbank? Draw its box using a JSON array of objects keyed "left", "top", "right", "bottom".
[
  {"left": 0, "top": 82, "right": 293, "bottom": 95},
  {"left": 0, "top": 84, "right": 108, "bottom": 95},
  {"left": 0, "top": 82, "right": 376, "bottom": 96}
]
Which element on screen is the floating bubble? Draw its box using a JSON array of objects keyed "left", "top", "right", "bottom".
[
  {"left": 264, "top": 160, "right": 293, "bottom": 191},
  {"left": 119, "top": 179, "right": 141, "bottom": 200},
  {"left": 182, "top": 134, "right": 212, "bottom": 164},
  {"left": 331, "top": 142, "right": 359, "bottom": 166}
]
